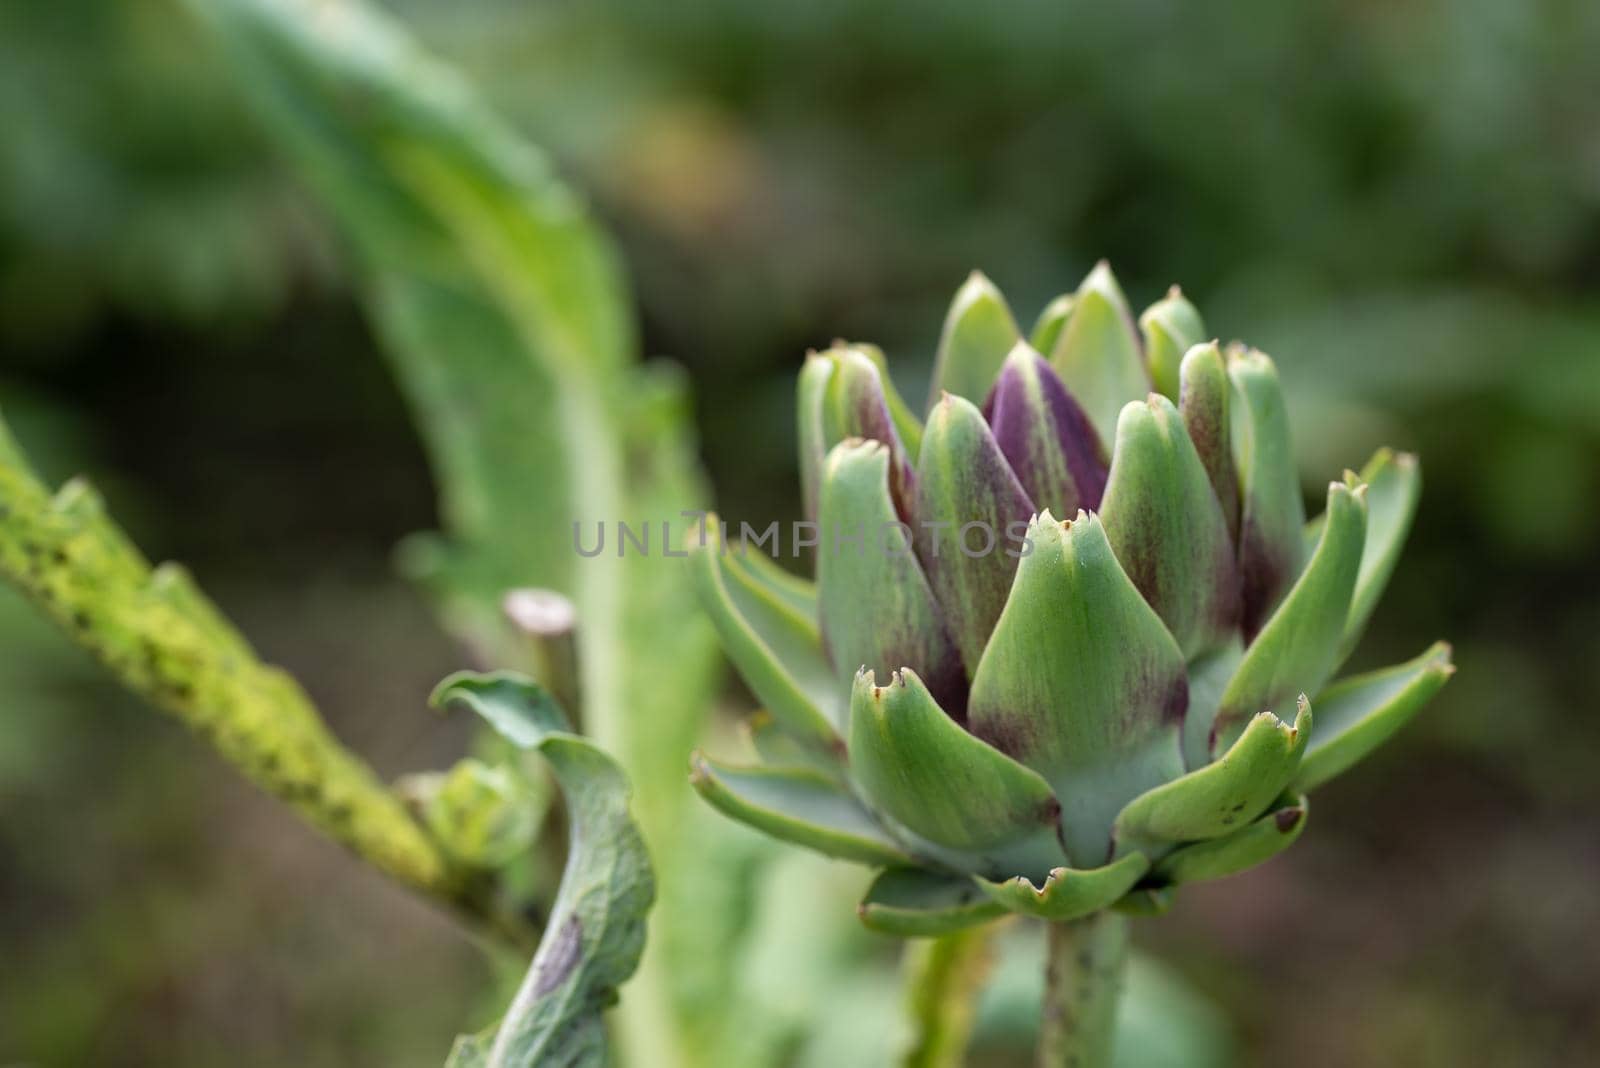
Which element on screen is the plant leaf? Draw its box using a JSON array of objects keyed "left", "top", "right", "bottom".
[
  {"left": 190, "top": 2, "right": 742, "bottom": 1062},
  {"left": 976, "top": 853, "right": 1149, "bottom": 921},
  {"left": 850, "top": 343, "right": 926, "bottom": 460},
  {"left": 1138, "top": 287, "right": 1205, "bottom": 402},
  {"left": 858, "top": 869, "right": 1006, "bottom": 937},
  {"left": 1115, "top": 700, "right": 1309, "bottom": 847},
  {"left": 433, "top": 673, "right": 654, "bottom": 1068},
  {"left": 1180, "top": 639, "right": 1243, "bottom": 771},
  {"left": 1152, "top": 795, "right": 1308, "bottom": 885},
  {"left": 731, "top": 531, "right": 820, "bottom": 621},
  {"left": 1178, "top": 342, "right": 1240, "bottom": 544},
  {"left": 1045, "top": 262, "right": 1150, "bottom": 444},
  {"left": 1028, "top": 293, "right": 1075, "bottom": 355},
  {"left": 1112, "top": 887, "right": 1176, "bottom": 918},
  {"left": 1099, "top": 393, "right": 1241, "bottom": 658},
  {"left": 984, "top": 343, "right": 1109, "bottom": 515},
  {"left": 800, "top": 347, "right": 920, "bottom": 522},
  {"left": 690, "top": 752, "right": 916, "bottom": 867},
  {"left": 816, "top": 440, "right": 964, "bottom": 714},
  {"left": 1228, "top": 348, "right": 1307, "bottom": 636},
  {"left": 914, "top": 394, "right": 1035, "bottom": 672},
  {"left": 688, "top": 514, "right": 843, "bottom": 744},
  {"left": 849, "top": 668, "right": 1066, "bottom": 877},
  {"left": 743, "top": 711, "right": 846, "bottom": 779},
  {"left": 968, "top": 512, "right": 1187, "bottom": 867},
  {"left": 929, "top": 271, "right": 1023, "bottom": 407},
  {"left": 194, "top": 0, "right": 631, "bottom": 659},
  {"left": 1295, "top": 642, "right": 1453, "bottom": 792},
  {"left": 1215, "top": 479, "right": 1366, "bottom": 747},
  {"left": 1338, "top": 448, "right": 1422, "bottom": 664}
]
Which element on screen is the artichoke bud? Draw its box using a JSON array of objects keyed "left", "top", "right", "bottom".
[
  {"left": 1044, "top": 261, "right": 1149, "bottom": 445},
  {"left": 691, "top": 266, "right": 1452, "bottom": 935},
  {"left": 1178, "top": 341, "right": 1240, "bottom": 543},
  {"left": 403, "top": 759, "right": 541, "bottom": 870},
  {"left": 1138, "top": 285, "right": 1206, "bottom": 401},
  {"left": 1028, "top": 292, "right": 1075, "bottom": 355},
  {"left": 929, "top": 270, "right": 1022, "bottom": 407},
  {"left": 799, "top": 345, "right": 919, "bottom": 522},
  {"left": 1228, "top": 346, "right": 1308, "bottom": 636},
  {"left": 984, "top": 343, "right": 1108, "bottom": 515}
]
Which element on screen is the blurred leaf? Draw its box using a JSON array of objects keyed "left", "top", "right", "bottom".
[
  {"left": 187, "top": 4, "right": 816, "bottom": 1065},
  {"left": 188, "top": 0, "right": 631, "bottom": 662},
  {"left": 434, "top": 673, "right": 653, "bottom": 1068}
]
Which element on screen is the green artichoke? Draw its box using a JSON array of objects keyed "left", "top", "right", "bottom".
[{"left": 688, "top": 264, "right": 1453, "bottom": 935}]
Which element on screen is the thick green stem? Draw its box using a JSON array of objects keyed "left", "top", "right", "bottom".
[
  {"left": 1037, "top": 911, "right": 1128, "bottom": 1068},
  {"left": 0, "top": 411, "right": 535, "bottom": 950}
]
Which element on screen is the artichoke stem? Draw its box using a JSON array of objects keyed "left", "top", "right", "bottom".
[{"left": 1037, "top": 911, "right": 1128, "bottom": 1068}]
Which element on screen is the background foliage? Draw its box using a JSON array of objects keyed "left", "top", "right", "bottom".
[{"left": 2, "top": 1, "right": 1598, "bottom": 1066}]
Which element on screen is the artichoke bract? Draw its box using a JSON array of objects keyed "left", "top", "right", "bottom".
[{"left": 688, "top": 264, "right": 1453, "bottom": 935}]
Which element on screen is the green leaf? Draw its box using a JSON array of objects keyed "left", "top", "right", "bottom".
[
  {"left": 914, "top": 394, "right": 1035, "bottom": 672},
  {"left": 798, "top": 353, "right": 838, "bottom": 523},
  {"left": 433, "top": 673, "right": 654, "bottom": 1068},
  {"left": 188, "top": 0, "right": 720, "bottom": 809},
  {"left": 984, "top": 344, "right": 1108, "bottom": 515},
  {"left": 977, "top": 853, "right": 1149, "bottom": 921},
  {"left": 1028, "top": 293, "right": 1075, "bottom": 356},
  {"left": 729, "top": 533, "right": 820, "bottom": 621},
  {"left": 1177, "top": 342, "right": 1240, "bottom": 544},
  {"left": 1112, "top": 887, "right": 1176, "bottom": 917},
  {"left": 929, "top": 271, "right": 1023, "bottom": 407},
  {"left": 1215, "top": 479, "right": 1367, "bottom": 747},
  {"left": 968, "top": 512, "right": 1187, "bottom": 867},
  {"left": 1115, "top": 700, "right": 1309, "bottom": 847},
  {"left": 850, "top": 343, "right": 926, "bottom": 460},
  {"left": 1045, "top": 262, "right": 1150, "bottom": 445},
  {"left": 1228, "top": 348, "right": 1307, "bottom": 635},
  {"left": 816, "top": 440, "right": 964, "bottom": 712},
  {"left": 1180, "top": 639, "right": 1243, "bottom": 771},
  {"left": 743, "top": 711, "right": 846, "bottom": 779},
  {"left": 689, "top": 752, "right": 916, "bottom": 867},
  {"left": 1138, "top": 287, "right": 1205, "bottom": 402},
  {"left": 1338, "top": 448, "right": 1422, "bottom": 664},
  {"left": 1295, "top": 642, "right": 1453, "bottom": 792},
  {"left": 688, "top": 514, "right": 843, "bottom": 745},
  {"left": 193, "top": 0, "right": 635, "bottom": 661},
  {"left": 1153, "top": 796, "right": 1308, "bottom": 885},
  {"left": 801, "top": 347, "right": 920, "bottom": 521},
  {"left": 849, "top": 668, "right": 1067, "bottom": 877},
  {"left": 857, "top": 869, "right": 1006, "bottom": 937},
  {"left": 191, "top": 3, "right": 726, "bottom": 1062},
  {"left": 1099, "top": 394, "right": 1241, "bottom": 659}
]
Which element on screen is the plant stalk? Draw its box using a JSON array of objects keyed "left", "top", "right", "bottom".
[
  {"left": 902, "top": 924, "right": 996, "bottom": 1067},
  {"left": 1037, "top": 911, "right": 1128, "bottom": 1068},
  {"left": 0, "top": 412, "right": 542, "bottom": 951}
]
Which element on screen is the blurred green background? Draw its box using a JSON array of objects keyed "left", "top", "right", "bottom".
[{"left": 3, "top": 0, "right": 1599, "bottom": 1065}]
